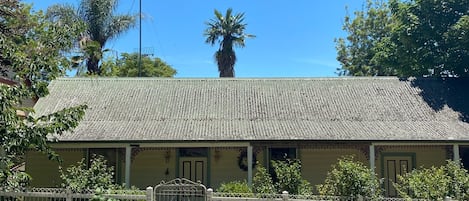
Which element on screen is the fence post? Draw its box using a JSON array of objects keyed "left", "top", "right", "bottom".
[
  {"left": 146, "top": 186, "right": 154, "bottom": 201},
  {"left": 66, "top": 188, "right": 72, "bottom": 201},
  {"left": 282, "top": 191, "right": 289, "bottom": 201},
  {"left": 207, "top": 188, "right": 213, "bottom": 201}
]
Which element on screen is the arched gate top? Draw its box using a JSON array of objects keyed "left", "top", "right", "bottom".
[{"left": 154, "top": 178, "right": 207, "bottom": 201}]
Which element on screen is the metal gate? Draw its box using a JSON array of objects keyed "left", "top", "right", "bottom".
[{"left": 154, "top": 178, "right": 207, "bottom": 201}]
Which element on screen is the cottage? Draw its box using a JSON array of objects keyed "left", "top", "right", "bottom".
[{"left": 27, "top": 77, "right": 469, "bottom": 196}]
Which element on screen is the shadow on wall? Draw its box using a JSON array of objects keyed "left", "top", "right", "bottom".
[{"left": 404, "top": 77, "right": 469, "bottom": 122}]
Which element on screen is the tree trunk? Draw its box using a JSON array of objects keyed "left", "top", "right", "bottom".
[
  {"left": 216, "top": 49, "right": 236, "bottom": 77},
  {"left": 86, "top": 55, "right": 100, "bottom": 75},
  {"left": 220, "top": 67, "right": 234, "bottom": 77}
]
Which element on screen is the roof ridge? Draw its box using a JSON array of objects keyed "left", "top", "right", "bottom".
[{"left": 55, "top": 77, "right": 405, "bottom": 81}]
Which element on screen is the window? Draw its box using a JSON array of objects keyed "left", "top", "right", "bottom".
[
  {"left": 268, "top": 147, "right": 297, "bottom": 181},
  {"left": 179, "top": 148, "right": 208, "bottom": 157},
  {"left": 269, "top": 148, "right": 297, "bottom": 161}
]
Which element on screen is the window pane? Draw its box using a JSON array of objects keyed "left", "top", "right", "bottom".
[
  {"left": 179, "top": 148, "right": 208, "bottom": 157},
  {"left": 270, "top": 148, "right": 296, "bottom": 161}
]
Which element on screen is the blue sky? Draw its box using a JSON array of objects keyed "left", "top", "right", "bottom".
[{"left": 24, "top": 0, "right": 365, "bottom": 78}]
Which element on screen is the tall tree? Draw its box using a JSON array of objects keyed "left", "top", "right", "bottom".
[
  {"left": 204, "top": 8, "right": 254, "bottom": 77},
  {"left": 46, "top": 0, "right": 136, "bottom": 75},
  {"left": 337, "top": 0, "right": 469, "bottom": 77},
  {"left": 1, "top": 1, "right": 86, "bottom": 189},
  {"left": 388, "top": 0, "right": 469, "bottom": 77},
  {"left": 336, "top": 0, "right": 395, "bottom": 76},
  {"left": 100, "top": 53, "right": 177, "bottom": 77}
]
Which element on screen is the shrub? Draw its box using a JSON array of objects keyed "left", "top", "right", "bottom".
[
  {"left": 394, "top": 160, "right": 469, "bottom": 200},
  {"left": 271, "top": 159, "right": 312, "bottom": 195},
  {"left": 317, "top": 156, "right": 381, "bottom": 198},
  {"left": 297, "top": 179, "right": 314, "bottom": 196},
  {"left": 60, "top": 155, "right": 117, "bottom": 192},
  {"left": 217, "top": 180, "right": 252, "bottom": 194},
  {"left": 253, "top": 163, "right": 276, "bottom": 194},
  {"left": 1, "top": 171, "right": 31, "bottom": 191},
  {"left": 394, "top": 166, "right": 449, "bottom": 200},
  {"left": 253, "top": 160, "right": 312, "bottom": 195},
  {"left": 446, "top": 160, "right": 469, "bottom": 200}
]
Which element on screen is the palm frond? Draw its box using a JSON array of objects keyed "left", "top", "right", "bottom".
[
  {"left": 46, "top": 0, "right": 136, "bottom": 75},
  {"left": 79, "top": 0, "right": 119, "bottom": 46},
  {"left": 204, "top": 8, "right": 254, "bottom": 77},
  {"left": 214, "top": 9, "right": 224, "bottom": 21},
  {"left": 45, "top": 4, "right": 78, "bottom": 23},
  {"left": 105, "top": 15, "right": 136, "bottom": 41}
]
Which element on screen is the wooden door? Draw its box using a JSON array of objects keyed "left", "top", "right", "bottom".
[
  {"left": 179, "top": 157, "right": 207, "bottom": 184},
  {"left": 383, "top": 155, "right": 413, "bottom": 197}
]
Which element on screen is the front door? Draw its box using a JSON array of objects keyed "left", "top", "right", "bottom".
[
  {"left": 383, "top": 155, "right": 414, "bottom": 197},
  {"left": 179, "top": 157, "right": 207, "bottom": 184}
]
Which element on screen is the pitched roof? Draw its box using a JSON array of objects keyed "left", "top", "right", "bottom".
[{"left": 33, "top": 77, "right": 469, "bottom": 142}]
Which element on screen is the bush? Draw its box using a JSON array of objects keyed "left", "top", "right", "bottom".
[
  {"left": 271, "top": 159, "right": 312, "bottom": 195},
  {"left": 317, "top": 156, "right": 381, "bottom": 198},
  {"left": 217, "top": 180, "right": 252, "bottom": 194},
  {"left": 446, "top": 160, "right": 469, "bottom": 200},
  {"left": 1, "top": 171, "right": 31, "bottom": 191},
  {"left": 253, "top": 160, "right": 312, "bottom": 195},
  {"left": 253, "top": 163, "right": 276, "bottom": 194},
  {"left": 394, "top": 160, "right": 469, "bottom": 200},
  {"left": 60, "top": 155, "right": 117, "bottom": 192}
]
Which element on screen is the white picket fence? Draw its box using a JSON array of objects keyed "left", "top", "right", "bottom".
[
  {"left": 0, "top": 187, "right": 149, "bottom": 201},
  {"left": 0, "top": 187, "right": 457, "bottom": 201}
]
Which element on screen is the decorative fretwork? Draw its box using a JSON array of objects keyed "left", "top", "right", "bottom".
[
  {"left": 117, "top": 147, "right": 177, "bottom": 162},
  {"left": 210, "top": 147, "right": 242, "bottom": 151},
  {"left": 378, "top": 145, "right": 447, "bottom": 151},
  {"left": 54, "top": 148, "right": 86, "bottom": 152},
  {"left": 375, "top": 146, "right": 385, "bottom": 160},
  {"left": 297, "top": 142, "right": 369, "bottom": 150}
]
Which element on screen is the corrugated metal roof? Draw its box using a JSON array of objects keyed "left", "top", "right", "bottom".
[{"left": 33, "top": 77, "right": 469, "bottom": 142}]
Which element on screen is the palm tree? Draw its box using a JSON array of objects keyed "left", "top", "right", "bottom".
[
  {"left": 46, "top": 0, "right": 136, "bottom": 75},
  {"left": 204, "top": 8, "right": 254, "bottom": 77}
]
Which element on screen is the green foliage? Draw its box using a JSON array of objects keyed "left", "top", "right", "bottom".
[
  {"left": 0, "top": 0, "right": 86, "bottom": 189},
  {"left": 336, "top": 0, "right": 395, "bottom": 76},
  {"left": 91, "top": 186, "right": 144, "bottom": 201},
  {"left": 46, "top": 0, "right": 136, "bottom": 75},
  {"left": 204, "top": 8, "right": 254, "bottom": 77},
  {"left": 446, "top": 160, "right": 469, "bottom": 200},
  {"left": 106, "top": 186, "right": 146, "bottom": 195},
  {"left": 92, "top": 188, "right": 117, "bottom": 201},
  {"left": 71, "top": 40, "right": 108, "bottom": 73},
  {"left": 100, "top": 53, "right": 177, "bottom": 77},
  {"left": 253, "top": 160, "right": 311, "bottom": 195},
  {"left": 317, "top": 156, "right": 381, "bottom": 198},
  {"left": 60, "top": 155, "right": 117, "bottom": 192},
  {"left": 389, "top": 0, "right": 469, "bottom": 77},
  {"left": 1, "top": 171, "right": 31, "bottom": 191},
  {"left": 394, "top": 160, "right": 469, "bottom": 200},
  {"left": 271, "top": 159, "right": 312, "bottom": 195},
  {"left": 253, "top": 163, "right": 276, "bottom": 194},
  {"left": 337, "top": 0, "right": 469, "bottom": 77},
  {"left": 1, "top": 1, "right": 83, "bottom": 95},
  {"left": 217, "top": 180, "right": 253, "bottom": 195},
  {"left": 394, "top": 166, "right": 449, "bottom": 200}
]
